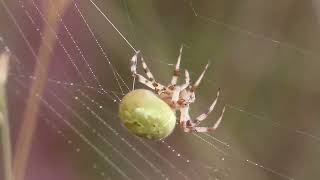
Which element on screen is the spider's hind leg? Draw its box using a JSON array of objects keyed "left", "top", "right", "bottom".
[
  {"left": 130, "top": 51, "right": 139, "bottom": 75},
  {"left": 140, "top": 56, "right": 155, "bottom": 81},
  {"left": 130, "top": 52, "right": 165, "bottom": 93}
]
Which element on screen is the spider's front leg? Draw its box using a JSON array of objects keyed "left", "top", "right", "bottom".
[
  {"left": 169, "top": 46, "right": 186, "bottom": 106},
  {"left": 180, "top": 105, "right": 226, "bottom": 133},
  {"left": 180, "top": 69, "right": 190, "bottom": 90},
  {"left": 193, "top": 89, "right": 221, "bottom": 125},
  {"left": 170, "top": 45, "right": 183, "bottom": 86}
]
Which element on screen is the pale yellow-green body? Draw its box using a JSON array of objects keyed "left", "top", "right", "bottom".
[{"left": 119, "top": 89, "right": 176, "bottom": 140}]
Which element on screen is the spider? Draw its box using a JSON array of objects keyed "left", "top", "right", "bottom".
[{"left": 129, "top": 46, "right": 225, "bottom": 133}]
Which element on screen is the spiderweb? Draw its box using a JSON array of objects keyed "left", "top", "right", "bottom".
[{"left": 1, "top": 0, "right": 320, "bottom": 179}]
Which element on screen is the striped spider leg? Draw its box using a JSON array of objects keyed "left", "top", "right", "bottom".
[
  {"left": 170, "top": 45, "right": 184, "bottom": 86},
  {"left": 180, "top": 90, "right": 226, "bottom": 132},
  {"left": 168, "top": 45, "right": 184, "bottom": 106},
  {"left": 156, "top": 45, "right": 193, "bottom": 109},
  {"left": 177, "top": 62, "right": 226, "bottom": 132},
  {"left": 180, "top": 105, "right": 226, "bottom": 132},
  {"left": 130, "top": 51, "right": 165, "bottom": 93}
]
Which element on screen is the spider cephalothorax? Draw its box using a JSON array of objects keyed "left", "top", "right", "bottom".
[{"left": 129, "top": 46, "right": 225, "bottom": 133}]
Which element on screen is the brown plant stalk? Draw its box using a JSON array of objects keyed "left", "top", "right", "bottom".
[{"left": 11, "top": 1, "right": 71, "bottom": 180}]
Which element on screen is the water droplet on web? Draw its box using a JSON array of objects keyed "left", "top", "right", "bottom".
[{"left": 161, "top": 140, "right": 191, "bottom": 164}]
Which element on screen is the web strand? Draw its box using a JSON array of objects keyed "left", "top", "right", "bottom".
[
  {"left": 87, "top": 0, "right": 137, "bottom": 53},
  {"left": 73, "top": 0, "right": 130, "bottom": 94}
]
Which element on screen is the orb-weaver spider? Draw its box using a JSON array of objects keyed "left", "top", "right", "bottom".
[{"left": 129, "top": 46, "right": 225, "bottom": 133}]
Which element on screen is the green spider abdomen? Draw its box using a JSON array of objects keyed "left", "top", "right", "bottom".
[{"left": 119, "top": 89, "right": 176, "bottom": 140}]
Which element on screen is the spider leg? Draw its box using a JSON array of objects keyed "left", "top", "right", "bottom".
[
  {"left": 169, "top": 70, "right": 189, "bottom": 107},
  {"left": 140, "top": 56, "right": 155, "bottom": 81},
  {"left": 130, "top": 52, "right": 165, "bottom": 92},
  {"left": 183, "top": 106, "right": 226, "bottom": 133},
  {"left": 170, "top": 45, "right": 183, "bottom": 85},
  {"left": 194, "top": 89, "right": 220, "bottom": 125},
  {"left": 180, "top": 69, "right": 190, "bottom": 90},
  {"left": 179, "top": 106, "right": 191, "bottom": 126},
  {"left": 135, "top": 75, "right": 159, "bottom": 89},
  {"left": 190, "top": 62, "right": 210, "bottom": 92},
  {"left": 130, "top": 51, "right": 139, "bottom": 75},
  {"left": 171, "top": 86, "right": 181, "bottom": 105}
]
